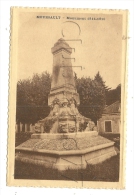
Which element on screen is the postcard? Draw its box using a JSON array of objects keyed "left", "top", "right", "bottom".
[{"left": 7, "top": 7, "right": 128, "bottom": 188}]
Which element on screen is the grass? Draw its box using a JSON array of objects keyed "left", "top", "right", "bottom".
[
  {"left": 100, "top": 133, "right": 120, "bottom": 150},
  {"left": 14, "top": 154, "right": 119, "bottom": 182},
  {"left": 15, "top": 132, "right": 33, "bottom": 147}
]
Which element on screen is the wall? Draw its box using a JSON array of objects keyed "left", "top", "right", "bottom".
[{"left": 97, "top": 114, "right": 120, "bottom": 134}]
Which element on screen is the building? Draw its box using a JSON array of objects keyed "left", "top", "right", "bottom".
[{"left": 97, "top": 101, "right": 121, "bottom": 134}]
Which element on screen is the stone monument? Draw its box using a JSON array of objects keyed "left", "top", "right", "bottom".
[
  {"left": 15, "top": 39, "right": 117, "bottom": 170},
  {"left": 35, "top": 38, "right": 95, "bottom": 134}
]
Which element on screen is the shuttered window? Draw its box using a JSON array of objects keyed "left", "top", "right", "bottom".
[{"left": 105, "top": 121, "right": 112, "bottom": 132}]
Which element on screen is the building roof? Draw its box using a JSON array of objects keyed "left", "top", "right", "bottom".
[{"left": 103, "top": 101, "right": 121, "bottom": 114}]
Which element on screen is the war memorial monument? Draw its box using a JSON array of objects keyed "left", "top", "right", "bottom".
[{"left": 15, "top": 39, "right": 117, "bottom": 171}]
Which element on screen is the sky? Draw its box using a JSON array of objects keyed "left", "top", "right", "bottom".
[{"left": 17, "top": 11, "right": 123, "bottom": 89}]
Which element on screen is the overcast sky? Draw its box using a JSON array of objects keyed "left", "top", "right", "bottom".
[{"left": 17, "top": 12, "right": 123, "bottom": 89}]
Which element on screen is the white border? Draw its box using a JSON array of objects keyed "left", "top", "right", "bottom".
[{"left": 0, "top": 0, "right": 134, "bottom": 195}]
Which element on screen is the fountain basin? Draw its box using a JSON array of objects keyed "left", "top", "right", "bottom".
[{"left": 15, "top": 132, "right": 117, "bottom": 170}]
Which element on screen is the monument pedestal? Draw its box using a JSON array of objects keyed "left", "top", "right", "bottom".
[{"left": 15, "top": 131, "right": 117, "bottom": 171}]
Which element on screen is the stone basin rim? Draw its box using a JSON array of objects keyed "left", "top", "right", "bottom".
[
  {"left": 15, "top": 142, "right": 115, "bottom": 156},
  {"left": 31, "top": 131, "right": 98, "bottom": 139}
]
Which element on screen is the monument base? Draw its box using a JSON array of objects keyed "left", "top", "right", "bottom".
[
  {"left": 15, "top": 132, "right": 117, "bottom": 171},
  {"left": 31, "top": 131, "right": 98, "bottom": 139}
]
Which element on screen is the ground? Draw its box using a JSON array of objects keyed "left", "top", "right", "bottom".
[{"left": 14, "top": 153, "right": 119, "bottom": 181}]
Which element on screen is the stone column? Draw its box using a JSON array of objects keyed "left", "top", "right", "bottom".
[
  {"left": 48, "top": 38, "right": 80, "bottom": 106},
  {"left": 30, "top": 124, "right": 33, "bottom": 132},
  {"left": 41, "top": 125, "right": 44, "bottom": 133},
  {"left": 22, "top": 123, "right": 25, "bottom": 132},
  {"left": 25, "top": 123, "right": 28, "bottom": 132},
  {"left": 20, "top": 123, "right": 23, "bottom": 132},
  {"left": 18, "top": 122, "right": 20, "bottom": 132},
  {"left": 15, "top": 124, "right": 18, "bottom": 133},
  {"left": 27, "top": 123, "right": 30, "bottom": 131},
  {"left": 32, "top": 125, "right": 35, "bottom": 133}
]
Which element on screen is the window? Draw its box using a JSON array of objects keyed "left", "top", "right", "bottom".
[{"left": 105, "top": 121, "right": 112, "bottom": 132}]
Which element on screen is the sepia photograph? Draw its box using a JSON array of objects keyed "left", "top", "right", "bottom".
[{"left": 7, "top": 7, "right": 128, "bottom": 188}]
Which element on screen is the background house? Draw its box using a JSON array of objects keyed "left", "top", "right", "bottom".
[{"left": 97, "top": 101, "right": 121, "bottom": 134}]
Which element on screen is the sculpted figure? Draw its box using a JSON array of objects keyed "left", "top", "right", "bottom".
[
  {"left": 88, "top": 121, "right": 95, "bottom": 131},
  {"left": 69, "top": 98, "right": 79, "bottom": 116},
  {"left": 59, "top": 98, "right": 69, "bottom": 116},
  {"left": 85, "top": 122, "right": 90, "bottom": 131},
  {"left": 52, "top": 103, "right": 59, "bottom": 116}
]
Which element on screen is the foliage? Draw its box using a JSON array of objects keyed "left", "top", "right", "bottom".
[
  {"left": 99, "top": 133, "right": 120, "bottom": 149},
  {"left": 16, "top": 71, "right": 121, "bottom": 124},
  {"left": 75, "top": 72, "right": 121, "bottom": 123},
  {"left": 94, "top": 72, "right": 111, "bottom": 92},
  {"left": 106, "top": 84, "right": 121, "bottom": 105},
  {"left": 79, "top": 121, "right": 88, "bottom": 132},
  {"left": 16, "top": 71, "right": 51, "bottom": 124},
  {"left": 76, "top": 72, "right": 107, "bottom": 123},
  {"left": 43, "top": 118, "right": 56, "bottom": 133}
]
